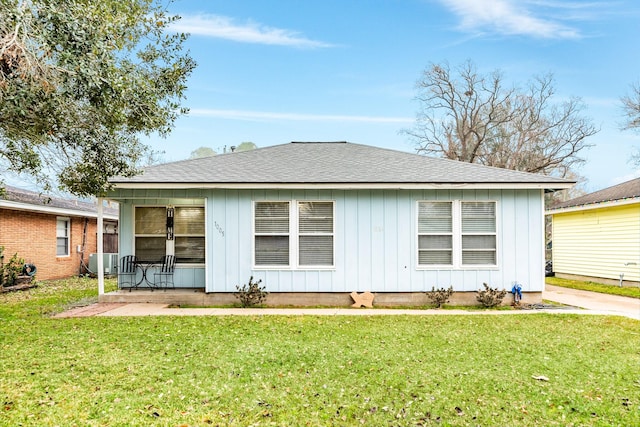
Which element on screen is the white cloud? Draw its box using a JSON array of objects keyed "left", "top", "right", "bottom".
[
  {"left": 189, "top": 108, "right": 413, "bottom": 124},
  {"left": 439, "top": 0, "right": 584, "bottom": 39},
  {"left": 170, "top": 14, "right": 333, "bottom": 48}
]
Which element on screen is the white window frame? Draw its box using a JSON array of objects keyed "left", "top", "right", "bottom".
[
  {"left": 56, "top": 217, "right": 70, "bottom": 257},
  {"left": 417, "top": 201, "right": 454, "bottom": 267},
  {"left": 173, "top": 206, "right": 206, "bottom": 265},
  {"left": 460, "top": 201, "right": 498, "bottom": 267},
  {"left": 416, "top": 200, "right": 498, "bottom": 269},
  {"left": 253, "top": 201, "right": 291, "bottom": 267},
  {"left": 133, "top": 205, "right": 206, "bottom": 266},
  {"left": 253, "top": 200, "right": 335, "bottom": 270}
]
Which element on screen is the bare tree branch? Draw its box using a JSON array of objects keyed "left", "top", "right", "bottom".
[
  {"left": 404, "top": 61, "right": 598, "bottom": 178},
  {"left": 621, "top": 82, "right": 640, "bottom": 131}
]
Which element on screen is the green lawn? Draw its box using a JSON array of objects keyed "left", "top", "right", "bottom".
[
  {"left": 547, "top": 276, "right": 640, "bottom": 299},
  {"left": 1, "top": 278, "right": 639, "bottom": 426}
]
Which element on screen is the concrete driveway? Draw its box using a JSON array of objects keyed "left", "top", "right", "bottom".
[{"left": 543, "top": 285, "right": 640, "bottom": 320}]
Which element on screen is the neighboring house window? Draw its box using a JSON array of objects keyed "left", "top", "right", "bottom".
[
  {"left": 417, "top": 201, "right": 497, "bottom": 267},
  {"left": 134, "top": 206, "right": 205, "bottom": 263},
  {"left": 254, "top": 201, "right": 334, "bottom": 268},
  {"left": 56, "top": 218, "right": 70, "bottom": 256}
]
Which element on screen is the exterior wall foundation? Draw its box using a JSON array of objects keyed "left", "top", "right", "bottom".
[{"left": 100, "top": 290, "right": 540, "bottom": 307}]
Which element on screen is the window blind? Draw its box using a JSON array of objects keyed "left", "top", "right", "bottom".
[
  {"left": 255, "top": 202, "right": 290, "bottom": 266},
  {"left": 461, "top": 202, "right": 496, "bottom": 265},
  {"left": 418, "top": 202, "right": 453, "bottom": 265},
  {"left": 298, "top": 202, "right": 333, "bottom": 266}
]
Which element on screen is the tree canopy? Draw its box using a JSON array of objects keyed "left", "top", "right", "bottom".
[
  {"left": 235, "top": 141, "right": 257, "bottom": 152},
  {"left": 189, "top": 147, "right": 216, "bottom": 159},
  {"left": 188, "top": 142, "right": 257, "bottom": 159},
  {"left": 405, "top": 61, "right": 598, "bottom": 178},
  {"left": 0, "top": 0, "right": 195, "bottom": 196}
]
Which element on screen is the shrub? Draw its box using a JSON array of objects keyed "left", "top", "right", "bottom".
[
  {"left": 476, "top": 282, "right": 507, "bottom": 307},
  {"left": 234, "top": 276, "right": 268, "bottom": 307},
  {"left": 0, "top": 247, "right": 25, "bottom": 288},
  {"left": 425, "top": 286, "right": 454, "bottom": 308}
]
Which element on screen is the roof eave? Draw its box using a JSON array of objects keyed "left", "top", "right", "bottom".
[
  {"left": 109, "top": 181, "right": 573, "bottom": 191},
  {"left": 0, "top": 200, "right": 119, "bottom": 220},
  {"left": 545, "top": 197, "right": 640, "bottom": 215}
]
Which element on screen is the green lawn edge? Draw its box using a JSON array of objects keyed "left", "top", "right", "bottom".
[
  {"left": 1, "top": 277, "right": 639, "bottom": 426},
  {"left": 546, "top": 276, "right": 640, "bottom": 299}
]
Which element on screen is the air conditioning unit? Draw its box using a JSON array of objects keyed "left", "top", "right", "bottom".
[{"left": 89, "top": 253, "right": 119, "bottom": 275}]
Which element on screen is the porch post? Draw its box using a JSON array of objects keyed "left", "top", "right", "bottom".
[{"left": 97, "top": 198, "right": 104, "bottom": 295}]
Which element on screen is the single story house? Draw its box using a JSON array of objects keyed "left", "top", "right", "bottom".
[
  {"left": 0, "top": 186, "right": 118, "bottom": 280},
  {"left": 546, "top": 177, "right": 640, "bottom": 286},
  {"left": 99, "top": 141, "right": 572, "bottom": 306}
]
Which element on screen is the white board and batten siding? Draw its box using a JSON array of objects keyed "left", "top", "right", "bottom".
[
  {"left": 114, "top": 187, "right": 545, "bottom": 292},
  {"left": 208, "top": 188, "right": 545, "bottom": 293},
  {"left": 552, "top": 203, "right": 640, "bottom": 282}
]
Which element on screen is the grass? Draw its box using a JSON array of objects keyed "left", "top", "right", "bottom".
[
  {"left": 547, "top": 276, "right": 640, "bottom": 299},
  {"left": 0, "top": 278, "right": 639, "bottom": 426}
]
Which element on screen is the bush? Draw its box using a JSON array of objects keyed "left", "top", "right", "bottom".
[
  {"left": 234, "top": 276, "right": 268, "bottom": 307},
  {"left": 0, "top": 247, "right": 25, "bottom": 288},
  {"left": 425, "top": 286, "right": 454, "bottom": 308},
  {"left": 476, "top": 283, "right": 507, "bottom": 307}
]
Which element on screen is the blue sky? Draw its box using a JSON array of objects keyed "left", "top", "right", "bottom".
[{"left": 151, "top": 0, "right": 640, "bottom": 192}]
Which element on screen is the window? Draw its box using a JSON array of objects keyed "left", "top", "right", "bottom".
[
  {"left": 134, "top": 206, "right": 205, "bottom": 263},
  {"left": 56, "top": 218, "right": 70, "bottom": 256},
  {"left": 255, "top": 202, "right": 290, "bottom": 265},
  {"left": 254, "top": 201, "right": 334, "bottom": 268},
  {"left": 135, "top": 207, "right": 166, "bottom": 261},
  {"left": 461, "top": 202, "right": 496, "bottom": 265},
  {"left": 298, "top": 202, "right": 334, "bottom": 266},
  {"left": 417, "top": 202, "right": 452, "bottom": 265},
  {"left": 418, "top": 201, "right": 497, "bottom": 267},
  {"left": 174, "top": 207, "right": 205, "bottom": 263}
]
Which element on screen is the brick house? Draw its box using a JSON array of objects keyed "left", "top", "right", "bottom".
[{"left": 0, "top": 186, "right": 118, "bottom": 280}]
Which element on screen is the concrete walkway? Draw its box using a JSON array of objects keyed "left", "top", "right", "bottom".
[
  {"left": 544, "top": 285, "right": 640, "bottom": 320},
  {"left": 54, "top": 286, "right": 640, "bottom": 320}
]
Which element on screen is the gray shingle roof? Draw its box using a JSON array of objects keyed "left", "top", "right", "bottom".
[
  {"left": 110, "top": 141, "right": 572, "bottom": 187},
  {"left": 549, "top": 177, "right": 640, "bottom": 210},
  {"left": 1, "top": 186, "right": 118, "bottom": 217}
]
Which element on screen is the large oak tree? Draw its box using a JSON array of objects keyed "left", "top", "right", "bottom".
[
  {"left": 0, "top": 0, "right": 195, "bottom": 196},
  {"left": 405, "top": 61, "right": 598, "bottom": 178}
]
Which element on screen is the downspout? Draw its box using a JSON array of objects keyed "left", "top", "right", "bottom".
[{"left": 98, "top": 198, "right": 104, "bottom": 295}]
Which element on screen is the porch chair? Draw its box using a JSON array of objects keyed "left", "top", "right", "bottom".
[
  {"left": 118, "top": 255, "right": 138, "bottom": 290},
  {"left": 154, "top": 255, "right": 176, "bottom": 289}
]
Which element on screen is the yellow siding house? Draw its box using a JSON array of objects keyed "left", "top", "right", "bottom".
[{"left": 546, "top": 178, "right": 640, "bottom": 285}]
